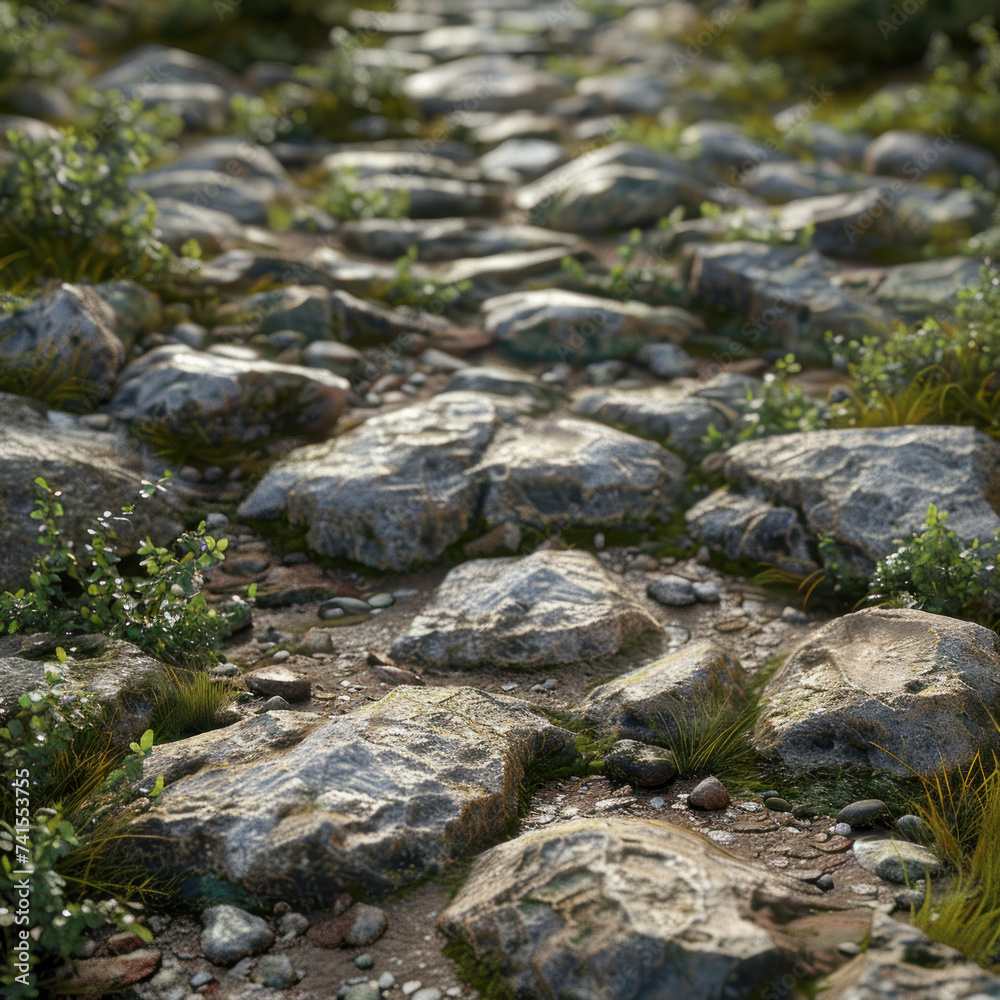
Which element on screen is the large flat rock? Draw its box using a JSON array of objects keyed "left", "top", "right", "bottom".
[
  {"left": 390, "top": 550, "right": 659, "bottom": 668},
  {"left": 688, "top": 425, "right": 1000, "bottom": 576},
  {"left": 125, "top": 687, "right": 574, "bottom": 900}
]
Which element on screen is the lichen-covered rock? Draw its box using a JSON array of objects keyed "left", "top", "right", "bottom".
[
  {"left": 754, "top": 608, "right": 1000, "bottom": 776},
  {"left": 578, "top": 642, "right": 746, "bottom": 742},
  {"left": 108, "top": 344, "right": 349, "bottom": 448},
  {"left": 238, "top": 393, "right": 513, "bottom": 570},
  {"left": 689, "top": 425, "right": 1000, "bottom": 577},
  {"left": 124, "top": 687, "right": 574, "bottom": 898},
  {"left": 390, "top": 550, "right": 659, "bottom": 668},
  {"left": 0, "top": 284, "right": 125, "bottom": 411},
  {"left": 479, "top": 417, "right": 685, "bottom": 531},
  {"left": 483, "top": 289, "right": 702, "bottom": 363},
  {"left": 440, "top": 818, "right": 844, "bottom": 1000}
]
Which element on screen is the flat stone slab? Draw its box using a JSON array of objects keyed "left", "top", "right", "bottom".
[{"left": 390, "top": 550, "right": 659, "bottom": 668}]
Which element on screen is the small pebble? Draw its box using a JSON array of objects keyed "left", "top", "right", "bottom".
[
  {"left": 816, "top": 873, "right": 835, "bottom": 891},
  {"left": 688, "top": 776, "right": 729, "bottom": 810},
  {"left": 501, "top": 682, "right": 519, "bottom": 691},
  {"left": 368, "top": 593, "right": 395, "bottom": 609},
  {"left": 412, "top": 989, "right": 441, "bottom": 1000},
  {"left": 212, "top": 663, "right": 239, "bottom": 677},
  {"left": 402, "top": 983, "right": 422, "bottom": 996},
  {"left": 593, "top": 532, "right": 605, "bottom": 550},
  {"left": 764, "top": 797, "right": 792, "bottom": 813},
  {"left": 837, "top": 799, "right": 892, "bottom": 829},
  {"left": 896, "top": 814, "right": 926, "bottom": 842},
  {"left": 837, "top": 941, "right": 861, "bottom": 957},
  {"left": 258, "top": 695, "right": 290, "bottom": 712},
  {"left": 530, "top": 678, "right": 558, "bottom": 692},
  {"left": 761, "top": 790, "right": 779, "bottom": 801},
  {"left": 355, "top": 954, "right": 374, "bottom": 970},
  {"left": 691, "top": 581, "right": 721, "bottom": 603},
  {"left": 378, "top": 973, "right": 396, "bottom": 990},
  {"left": 781, "top": 606, "right": 810, "bottom": 624},
  {"left": 834, "top": 822, "right": 852, "bottom": 837},
  {"left": 650, "top": 797, "right": 665, "bottom": 809},
  {"left": 272, "top": 649, "right": 291, "bottom": 663}
]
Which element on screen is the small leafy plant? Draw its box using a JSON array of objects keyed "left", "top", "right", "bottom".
[
  {"left": 0, "top": 106, "right": 178, "bottom": 284},
  {"left": 315, "top": 165, "right": 410, "bottom": 221},
  {"left": 867, "top": 503, "right": 1000, "bottom": 624},
  {"left": 0, "top": 476, "right": 252, "bottom": 668}
]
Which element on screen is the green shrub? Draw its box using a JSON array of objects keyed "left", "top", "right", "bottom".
[
  {"left": 315, "top": 164, "right": 411, "bottom": 221},
  {"left": 0, "top": 107, "right": 178, "bottom": 284},
  {"left": 867, "top": 503, "right": 1000, "bottom": 623},
  {"left": 0, "top": 476, "right": 252, "bottom": 668},
  {"left": 704, "top": 354, "right": 830, "bottom": 450},
  {"left": 0, "top": 673, "right": 166, "bottom": 997}
]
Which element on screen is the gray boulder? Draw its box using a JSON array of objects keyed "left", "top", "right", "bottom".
[
  {"left": 688, "top": 425, "right": 1000, "bottom": 577},
  {"left": 210, "top": 286, "right": 333, "bottom": 342},
  {"left": 153, "top": 197, "right": 246, "bottom": 253},
  {"left": 201, "top": 905, "right": 273, "bottom": 966},
  {"left": 440, "top": 817, "right": 838, "bottom": 1000},
  {"left": 754, "top": 608, "right": 1000, "bottom": 776},
  {"left": 126, "top": 687, "right": 574, "bottom": 898},
  {"left": 390, "top": 550, "right": 659, "bottom": 669},
  {"left": 578, "top": 642, "right": 746, "bottom": 742},
  {"left": 863, "top": 129, "right": 1000, "bottom": 189},
  {"left": 479, "top": 417, "right": 685, "bottom": 531},
  {"left": 483, "top": 289, "right": 702, "bottom": 363},
  {"left": 0, "top": 284, "right": 124, "bottom": 411},
  {"left": 109, "top": 345, "right": 349, "bottom": 448},
  {"left": 237, "top": 393, "right": 512, "bottom": 570}
]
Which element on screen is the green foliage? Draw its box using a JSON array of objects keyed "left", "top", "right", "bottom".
[
  {"left": 0, "top": 0, "right": 76, "bottom": 85},
  {"left": 0, "top": 109, "right": 179, "bottom": 283},
  {"left": 867, "top": 503, "right": 1000, "bottom": 623},
  {"left": 559, "top": 228, "right": 684, "bottom": 304},
  {"left": 147, "top": 666, "right": 238, "bottom": 741},
  {"left": 0, "top": 476, "right": 252, "bottom": 668},
  {"left": 0, "top": 675, "right": 165, "bottom": 996},
  {"left": 698, "top": 202, "right": 816, "bottom": 247},
  {"left": 703, "top": 355, "right": 830, "bottom": 451},
  {"left": 315, "top": 165, "right": 411, "bottom": 221},
  {"left": 373, "top": 245, "right": 470, "bottom": 310},
  {"left": 908, "top": 750, "right": 1000, "bottom": 969}
]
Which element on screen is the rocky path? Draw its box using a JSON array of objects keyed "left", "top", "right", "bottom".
[{"left": 3, "top": 1, "right": 1000, "bottom": 998}]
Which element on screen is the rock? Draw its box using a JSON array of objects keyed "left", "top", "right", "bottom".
[
  {"left": 740, "top": 160, "right": 871, "bottom": 204},
  {"left": 764, "top": 797, "right": 792, "bottom": 813},
  {"left": 483, "top": 289, "right": 702, "bottom": 363},
  {"left": 56, "top": 950, "right": 161, "bottom": 993},
  {"left": 320, "top": 597, "right": 372, "bottom": 616},
  {"left": 836, "top": 800, "right": 893, "bottom": 829},
  {"left": 578, "top": 642, "right": 746, "bottom": 742},
  {"left": 852, "top": 836, "right": 945, "bottom": 885},
  {"left": 308, "top": 903, "right": 387, "bottom": 948},
  {"left": 345, "top": 984, "right": 382, "bottom": 1000},
  {"left": 686, "top": 241, "right": 887, "bottom": 349},
  {"left": 755, "top": 609, "right": 1000, "bottom": 776},
  {"left": 863, "top": 129, "right": 1000, "bottom": 189},
  {"left": 821, "top": 912, "right": 1000, "bottom": 999},
  {"left": 244, "top": 667, "right": 311, "bottom": 703},
  {"left": 390, "top": 550, "right": 658, "bottom": 668},
  {"left": 604, "top": 740, "right": 678, "bottom": 787},
  {"left": 277, "top": 912, "right": 309, "bottom": 938},
  {"left": 896, "top": 814, "right": 926, "bottom": 843},
  {"left": 686, "top": 492, "right": 819, "bottom": 577},
  {"left": 350, "top": 173, "right": 505, "bottom": 219},
  {"left": 690, "top": 426, "right": 1000, "bottom": 577},
  {"left": 0, "top": 283, "right": 124, "bottom": 411},
  {"left": 872, "top": 255, "right": 983, "bottom": 320},
  {"left": 378, "top": 973, "right": 396, "bottom": 989},
  {"left": 413, "top": 990, "right": 441, "bottom": 1000},
  {"left": 692, "top": 581, "right": 721, "bottom": 603},
  {"left": 680, "top": 121, "right": 790, "bottom": 178},
  {"left": 647, "top": 575, "right": 696, "bottom": 606},
  {"left": 136, "top": 168, "right": 276, "bottom": 223},
  {"left": 251, "top": 953, "right": 300, "bottom": 988},
  {"left": 634, "top": 342, "right": 698, "bottom": 379},
  {"left": 572, "top": 375, "right": 758, "bottom": 457},
  {"left": 478, "top": 417, "right": 685, "bottom": 531},
  {"left": 125, "top": 687, "right": 573, "bottom": 898},
  {"left": 355, "top": 954, "right": 374, "bottom": 970},
  {"left": 238, "top": 393, "right": 514, "bottom": 571},
  {"left": 688, "top": 776, "right": 729, "bottom": 810},
  {"left": 402, "top": 55, "right": 564, "bottom": 115},
  {"left": 91, "top": 281, "right": 162, "bottom": 354},
  {"left": 259, "top": 695, "right": 290, "bottom": 712},
  {"left": 109, "top": 345, "right": 349, "bottom": 449},
  {"left": 441, "top": 365, "right": 559, "bottom": 411},
  {"left": 480, "top": 138, "right": 567, "bottom": 180},
  {"left": 440, "top": 817, "right": 844, "bottom": 1000},
  {"left": 201, "top": 905, "right": 274, "bottom": 965},
  {"left": 0, "top": 638, "right": 163, "bottom": 742},
  {"left": 516, "top": 143, "right": 709, "bottom": 233},
  {"left": 154, "top": 198, "right": 246, "bottom": 253},
  {"left": 212, "top": 286, "right": 333, "bottom": 342},
  {"left": 339, "top": 218, "right": 579, "bottom": 262}
]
